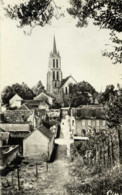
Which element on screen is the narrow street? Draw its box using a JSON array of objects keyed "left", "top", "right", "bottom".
[
  {"left": 37, "top": 128, "right": 70, "bottom": 195},
  {"left": 39, "top": 145, "right": 69, "bottom": 195}
]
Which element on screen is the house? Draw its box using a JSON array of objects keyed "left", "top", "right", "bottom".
[
  {"left": 23, "top": 125, "right": 55, "bottom": 160},
  {"left": 60, "top": 105, "right": 106, "bottom": 141},
  {"left": 71, "top": 105, "right": 106, "bottom": 139},
  {"left": 4, "top": 109, "right": 32, "bottom": 123},
  {"left": 23, "top": 100, "right": 50, "bottom": 110},
  {"left": 34, "top": 92, "right": 53, "bottom": 105},
  {"left": 61, "top": 107, "right": 70, "bottom": 119},
  {"left": 0, "top": 123, "right": 30, "bottom": 153},
  {"left": 36, "top": 109, "right": 47, "bottom": 120},
  {"left": 9, "top": 94, "right": 23, "bottom": 108},
  {"left": 38, "top": 101, "right": 49, "bottom": 111},
  {"left": 19, "top": 105, "right": 47, "bottom": 128},
  {"left": 27, "top": 109, "right": 45, "bottom": 129},
  {"left": 23, "top": 100, "right": 41, "bottom": 110},
  {"left": 61, "top": 114, "right": 72, "bottom": 139},
  {"left": 18, "top": 103, "right": 32, "bottom": 111}
]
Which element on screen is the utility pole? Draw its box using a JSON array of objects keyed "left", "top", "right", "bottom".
[
  {"left": 17, "top": 166, "right": 20, "bottom": 190},
  {"left": 36, "top": 163, "right": 38, "bottom": 178}
]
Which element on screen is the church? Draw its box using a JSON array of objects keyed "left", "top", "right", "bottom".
[{"left": 47, "top": 36, "right": 77, "bottom": 99}]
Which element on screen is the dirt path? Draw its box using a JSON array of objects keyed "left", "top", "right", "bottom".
[{"left": 37, "top": 145, "right": 70, "bottom": 195}]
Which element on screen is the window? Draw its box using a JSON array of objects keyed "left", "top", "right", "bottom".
[
  {"left": 99, "top": 120, "right": 102, "bottom": 126},
  {"left": 53, "top": 59, "right": 55, "bottom": 67},
  {"left": 102, "top": 120, "right": 106, "bottom": 127},
  {"left": 96, "top": 120, "right": 99, "bottom": 126},
  {"left": 65, "top": 87, "right": 68, "bottom": 94},
  {"left": 53, "top": 71, "right": 55, "bottom": 80},
  {"left": 69, "top": 84, "right": 73, "bottom": 94},
  {"left": 55, "top": 82, "right": 57, "bottom": 88},
  {"left": 82, "top": 120, "right": 85, "bottom": 126},
  {"left": 57, "top": 71, "right": 59, "bottom": 80},
  {"left": 56, "top": 59, "right": 58, "bottom": 68},
  {"left": 82, "top": 129, "right": 86, "bottom": 137},
  {"left": 92, "top": 120, "right": 96, "bottom": 127},
  {"left": 88, "top": 120, "right": 91, "bottom": 126}
]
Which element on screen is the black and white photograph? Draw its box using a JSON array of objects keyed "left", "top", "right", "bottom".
[{"left": 0, "top": 0, "right": 122, "bottom": 194}]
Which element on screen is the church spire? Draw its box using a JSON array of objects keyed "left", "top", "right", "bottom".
[{"left": 53, "top": 35, "right": 57, "bottom": 54}]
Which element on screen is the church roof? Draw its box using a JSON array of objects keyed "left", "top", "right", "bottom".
[
  {"left": 60, "top": 75, "right": 77, "bottom": 88},
  {"left": 50, "top": 36, "right": 60, "bottom": 58},
  {"left": 53, "top": 36, "right": 57, "bottom": 54}
]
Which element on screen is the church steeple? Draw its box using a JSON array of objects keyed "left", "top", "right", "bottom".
[
  {"left": 53, "top": 36, "right": 57, "bottom": 54},
  {"left": 47, "top": 36, "right": 62, "bottom": 95}
]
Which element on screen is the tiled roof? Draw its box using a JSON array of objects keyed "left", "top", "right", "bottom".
[
  {"left": 38, "top": 125, "right": 54, "bottom": 140},
  {"left": 18, "top": 104, "right": 31, "bottom": 111},
  {"left": 4, "top": 110, "right": 31, "bottom": 123},
  {"left": 34, "top": 92, "right": 53, "bottom": 101},
  {"left": 23, "top": 100, "right": 50, "bottom": 109},
  {"left": 72, "top": 105, "right": 105, "bottom": 119}
]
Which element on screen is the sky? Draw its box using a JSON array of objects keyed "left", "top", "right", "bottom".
[{"left": 0, "top": 0, "right": 122, "bottom": 93}]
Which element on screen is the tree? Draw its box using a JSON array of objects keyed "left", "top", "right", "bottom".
[
  {"left": 97, "top": 84, "right": 115, "bottom": 104},
  {"left": 104, "top": 85, "right": 122, "bottom": 163},
  {"left": 51, "top": 99, "right": 61, "bottom": 109},
  {"left": 102, "top": 32, "right": 122, "bottom": 64},
  {"left": 67, "top": 0, "right": 122, "bottom": 63},
  {"left": 1, "top": 82, "right": 34, "bottom": 104},
  {"left": 70, "top": 81, "right": 96, "bottom": 107},
  {"left": 3, "top": 0, "right": 54, "bottom": 28},
  {"left": 1, "top": 0, "right": 64, "bottom": 33},
  {"left": 68, "top": 0, "right": 122, "bottom": 32},
  {"left": 105, "top": 89, "right": 122, "bottom": 129},
  {"left": 32, "top": 80, "right": 45, "bottom": 96},
  {"left": 1, "top": 86, "right": 14, "bottom": 105}
]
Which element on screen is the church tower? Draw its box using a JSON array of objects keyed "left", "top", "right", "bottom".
[{"left": 47, "top": 36, "right": 62, "bottom": 95}]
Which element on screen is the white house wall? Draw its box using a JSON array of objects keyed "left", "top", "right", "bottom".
[
  {"left": 9, "top": 94, "right": 23, "bottom": 108},
  {"left": 75, "top": 119, "right": 107, "bottom": 136},
  {"left": 61, "top": 77, "right": 77, "bottom": 94},
  {"left": 23, "top": 130, "right": 49, "bottom": 158}
]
